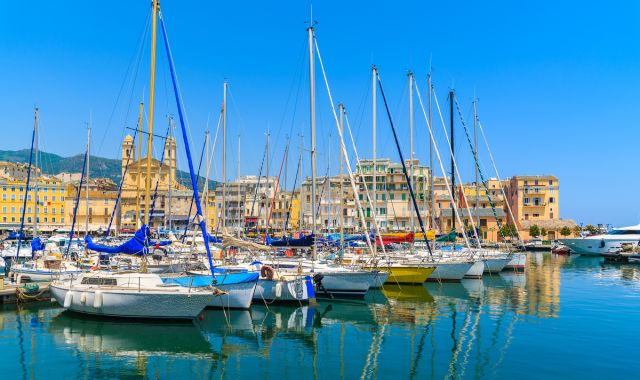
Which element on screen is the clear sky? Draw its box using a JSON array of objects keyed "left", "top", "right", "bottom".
[{"left": 1, "top": 1, "right": 639, "bottom": 226}]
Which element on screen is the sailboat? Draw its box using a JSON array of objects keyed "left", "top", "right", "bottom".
[{"left": 50, "top": 1, "right": 224, "bottom": 319}]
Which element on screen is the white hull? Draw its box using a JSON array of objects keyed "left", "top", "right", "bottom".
[
  {"left": 50, "top": 284, "right": 211, "bottom": 319},
  {"left": 559, "top": 238, "right": 639, "bottom": 255},
  {"left": 504, "top": 253, "right": 527, "bottom": 270},
  {"left": 369, "top": 271, "right": 391, "bottom": 288},
  {"left": 253, "top": 277, "right": 310, "bottom": 303},
  {"left": 207, "top": 281, "right": 256, "bottom": 309},
  {"left": 429, "top": 262, "right": 474, "bottom": 282},
  {"left": 483, "top": 258, "right": 511, "bottom": 273},
  {"left": 464, "top": 261, "right": 485, "bottom": 278},
  {"left": 313, "top": 271, "right": 374, "bottom": 297}
]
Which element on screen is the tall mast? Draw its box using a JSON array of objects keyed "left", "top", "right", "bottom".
[
  {"left": 428, "top": 73, "right": 435, "bottom": 232},
  {"left": 144, "top": 0, "right": 159, "bottom": 226},
  {"left": 298, "top": 133, "right": 303, "bottom": 231},
  {"left": 33, "top": 107, "right": 39, "bottom": 235},
  {"left": 204, "top": 130, "right": 210, "bottom": 232},
  {"left": 308, "top": 24, "right": 317, "bottom": 259},
  {"left": 85, "top": 119, "right": 91, "bottom": 236},
  {"left": 474, "top": 98, "right": 480, "bottom": 235},
  {"left": 222, "top": 81, "right": 227, "bottom": 230},
  {"left": 449, "top": 89, "right": 455, "bottom": 232},
  {"left": 135, "top": 102, "right": 143, "bottom": 229},
  {"left": 265, "top": 130, "right": 270, "bottom": 234},
  {"left": 168, "top": 116, "right": 173, "bottom": 231},
  {"left": 408, "top": 71, "right": 414, "bottom": 233},
  {"left": 237, "top": 133, "right": 241, "bottom": 235},
  {"left": 371, "top": 65, "right": 377, "bottom": 255},
  {"left": 283, "top": 136, "right": 288, "bottom": 232},
  {"left": 339, "top": 104, "right": 345, "bottom": 252}
]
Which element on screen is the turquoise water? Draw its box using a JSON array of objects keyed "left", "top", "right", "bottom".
[{"left": 1, "top": 253, "right": 639, "bottom": 379}]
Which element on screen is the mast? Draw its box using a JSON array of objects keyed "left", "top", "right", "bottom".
[
  {"left": 428, "top": 73, "right": 435, "bottom": 233},
  {"left": 144, "top": 0, "right": 159, "bottom": 226},
  {"left": 339, "top": 104, "right": 345, "bottom": 253},
  {"left": 222, "top": 81, "right": 227, "bottom": 230},
  {"left": 449, "top": 89, "right": 455, "bottom": 233},
  {"left": 204, "top": 130, "right": 210, "bottom": 232},
  {"left": 298, "top": 133, "right": 303, "bottom": 231},
  {"left": 408, "top": 71, "right": 414, "bottom": 233},
  {"left": 33, "top": 107, "right": 39, "bottom": 235},
  {"left": 237, "top": 133, "right": 241, "bottom": 235},
  {"left": 85, "top": 121, "right": 91, "bottom": 236},
  {"left": 283, "top": 136, "right": 288, "bottom": 233},
  {"left": 371, "top": 65, "right": 377, "bottom": 254},
  {"left": 474, "top": 98, "right": 479, "bottom": 236},
  {"left": 135, "top": 102, "right": 143, "bottom": 229},
  {"left": 308, "top": 24, "right": 317, "bottom": 258},
  {"left": 265, "top": 130, "right": 270, "bottom": 234},
  {"left": 168, "top": 116, "right": 173, "bottom": 231}
]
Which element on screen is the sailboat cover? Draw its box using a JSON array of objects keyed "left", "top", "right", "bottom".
[
  {"left": 85, "top": 225, "right": 171, "bottom": 256},
  {"left": 265, "top": 233, "right": 315, "bottom": 247}
]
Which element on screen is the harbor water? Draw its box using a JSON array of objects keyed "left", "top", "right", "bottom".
[{"left": 1, "top": 253, "right": 639, "bottom": 379}]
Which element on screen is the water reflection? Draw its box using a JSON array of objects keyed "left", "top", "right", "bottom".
[{"left": 2, "top": 253, "right": 640, "bottom": 379}]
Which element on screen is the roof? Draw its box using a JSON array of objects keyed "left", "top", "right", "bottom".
[
  {"left": 440, "top": 208, "right": 506, "bottom": 218},
  {"left": 519, "top": 219, "right": 577, "bottom": 229}
]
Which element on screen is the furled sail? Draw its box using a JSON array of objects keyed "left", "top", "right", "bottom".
[{"left": 85, "top": 225, "right": 170, "bottom": 256}]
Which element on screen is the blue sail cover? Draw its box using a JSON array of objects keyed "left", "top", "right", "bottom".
[
  {"left": 5, "top": 231, "right": 26, "bottom": 241},
  {"left": 85, "top": 225, "right": 171, "bottom": 256},
  {"left": 30, "top": 237, "right": 45, "bottom": 252},
  {"left": 266, "top": 233, "right": 315, "bottom": 247},
  {"left": 162, "top": 272, "right": 259, "bottom": 287}
]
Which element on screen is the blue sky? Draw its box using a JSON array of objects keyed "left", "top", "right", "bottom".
[{"left": 1, "top": 1, "right": 639, "bottom": 226}]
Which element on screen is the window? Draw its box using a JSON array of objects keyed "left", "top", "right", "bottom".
[
  {"left": 533, "top": 213, "right": 539, "bottom": 217},
  {"left": 61, "top": 218, "right": 64, "bottom": 223},
  {"left": 2, "top": 194, "right": 5, "bottom": 201},
  {"left": 549, "top": 197, "right": 555, "bottom": 203},
  {"left": 534, "top": 180, "right": 539, "bottom": 185},
  {"left": 19, "top": 195, "right": 23, "bottom": 201},
  {"left": 61, "top": 196, "right": 65, "bottom": 201},
  {"left": 44, "top": 207, "right": 48, "bottom": 214},
  {"left": 52, "top": 208, "right": 56, "bottom": 214},
  {"left": 1, "top": 217, "right": 5, "bottom": 222},
  {"left": 10, "top": 194, "right": 15, "bottom": 200},
  {"left": 27, "top": 217, "right": 31, "bottom": 223},
  {"left": 44, "top": 195, "right": 48, "bottom": 201},
  {"left": 52, "top": 217, "right": 56, "bottom": 222},
  {"left": 10, "top": 207, "right": 15, "bottom": 213},
  {"left": 2, "top": 207, "right": 5, "bottom": 213},
  {"left": 44, "top": 217, "right": 48, "bottom": 222},
  {"left": 390, "top": 193, "right": 395, "bottom": 200},
  {"left": 523, "top": 197, "right": 530, "bottom": 205},
  {"left": 10, "top": 186, "right": 15, "bottom": 192},
  {"left": 549, "top": 180, "right": 553, "bottom": 185},
  {"left": 525, "top": 214, "right": 529, "bottom": 220},
  {"left": 27, "top": 207, "right": 31, "bottom": 213},
  {"left": 401, "top": 193, "right": 407, "bottom": 201},
  {"left": 11, "top": 217, "right": 15, "bottom": 222}
]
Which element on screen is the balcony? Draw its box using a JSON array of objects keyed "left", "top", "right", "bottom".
[{"left": 523, "top": 202, "right": 547, "bottom": 207}]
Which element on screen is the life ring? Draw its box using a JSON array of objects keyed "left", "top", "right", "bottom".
[{"left": 260, "top": 265, "right": 275, "bottom": 280}]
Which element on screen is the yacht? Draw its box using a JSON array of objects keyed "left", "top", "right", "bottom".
[
  {"left": 559, "top": 225, "right": 640, "bottom": 255},
  {"left": 50, "top": 272, "right": 215, "bottom": 319}
]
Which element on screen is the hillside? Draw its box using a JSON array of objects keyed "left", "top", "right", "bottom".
[{"left": 0, "top": 149, "right": 217, "bottom": 190}]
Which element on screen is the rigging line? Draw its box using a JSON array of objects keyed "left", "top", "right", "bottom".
[
  {"left": 453, "top": 96, "right": 504, "bottom": 238},
  {"left": 104, "top": 127, "right": 139, "bottom": 236},
  {"left": 477, "top": 119, "right": 521, "bottom": 241},
  {"left": 376, "top": 72, "right": 432, "bottom": 255},
  {"left": 432, "top": 88, "right": 481, "bottom": 248},
  {"left": 66, "top": 151, "right": 88, "bottom": 257},
  {"left": 148, "top": 125, "right": 172, "bottom": 220},
  {"left": 16, "top": 126, "right": 35, "bottom": 260},
  {"left": 344, "top": 111, "right": 388, "bottom": 256},
  {"left": 283, "top": 149, "right": 301, "bottom": 233},
  {"left": 413, "top": 82, "right": 472, "bottom": 250},
  {"left": 313, "top": 35, "right": 376, "bottom": 256},
  {"left": 247, "top": 146, "right": 267, "bottom": 233},
  {"left": 180, "top": 134, "right": 207, "bottom": 243},
  {"left": 96, "top": 7, "right": 151, "bottom": 156}
]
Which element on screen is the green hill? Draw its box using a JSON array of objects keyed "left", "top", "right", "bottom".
[{"left": 0, "top": 149, "right": 216, "bottom": 190}]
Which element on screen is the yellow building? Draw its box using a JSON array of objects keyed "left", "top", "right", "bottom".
[
  {"left": 64, "top": 179, "right": 119, "bottom": 233},
  {"left": 0, "top": 174, "right": 66, "bottom": 232}
]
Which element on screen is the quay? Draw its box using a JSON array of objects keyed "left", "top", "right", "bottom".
[{"left": 0, "top": 279, "right": 51, "bottom": 304}]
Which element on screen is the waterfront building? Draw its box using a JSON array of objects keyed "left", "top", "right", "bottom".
[
  {"left": 0, "top": 173, "right": 66, "bottom": 232},
  {"left": 63, "top": 178, "right": 119, "bottom": 233},
  {"left": 300, "top": 175, "right": 357, "bottom": 233},
  {"left": 119, "top": 135, "right": 215, "bottom": 230}
]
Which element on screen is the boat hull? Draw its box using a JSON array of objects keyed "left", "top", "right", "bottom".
[
  {"left": 559, "top": 238, "right": 639, "bottom": 255},
  {"left": 50, "top": 284, "right": 211, "bottom": 319},
  {"left": 504, "top": 253, "right": 526, "bottom": 270},
  {"left": 483, "top": 258, "right": 511, "bottom": 273},
  {"left": 253, "top": 276, "right": 311, "bottom": 303},
  {"left": 464, "top": 260, "right": 485, "bottom": 279},
  {"left": 368, "top": 266, "right": 434, "bottom": 284},
  {"left": 207, "top": 281, "right": 257, "bottom": 309},
  {"left": 12, "top": 268, "right": 80, "bottom": 282},
  {"left": 369, "top": 271, "right": 391, "bottom": 288},
  {"left": 428, "top": 262, "right": 474, "bottom": 282},
  {"left": 313, "top": 271, "right": 374, "bottom": 298}
]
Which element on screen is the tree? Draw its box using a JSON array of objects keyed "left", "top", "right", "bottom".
[
  {"left": 584, "top": 224, "right": 599, "bottom": 235},
  {"left": 572, "top": 225, "right": 582, "bottom": 237},
  {"left": 560, "top": 226, "right": 572, "bottom": 237},
  {"left": 500, "top": 223, "right": 518, "bottom": 240},
  {"left": 529, "top": 224, "right": 541, "bottom": 238},
  {"left": 540, "top": 227, "right": 548, "bottom": 239}
]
